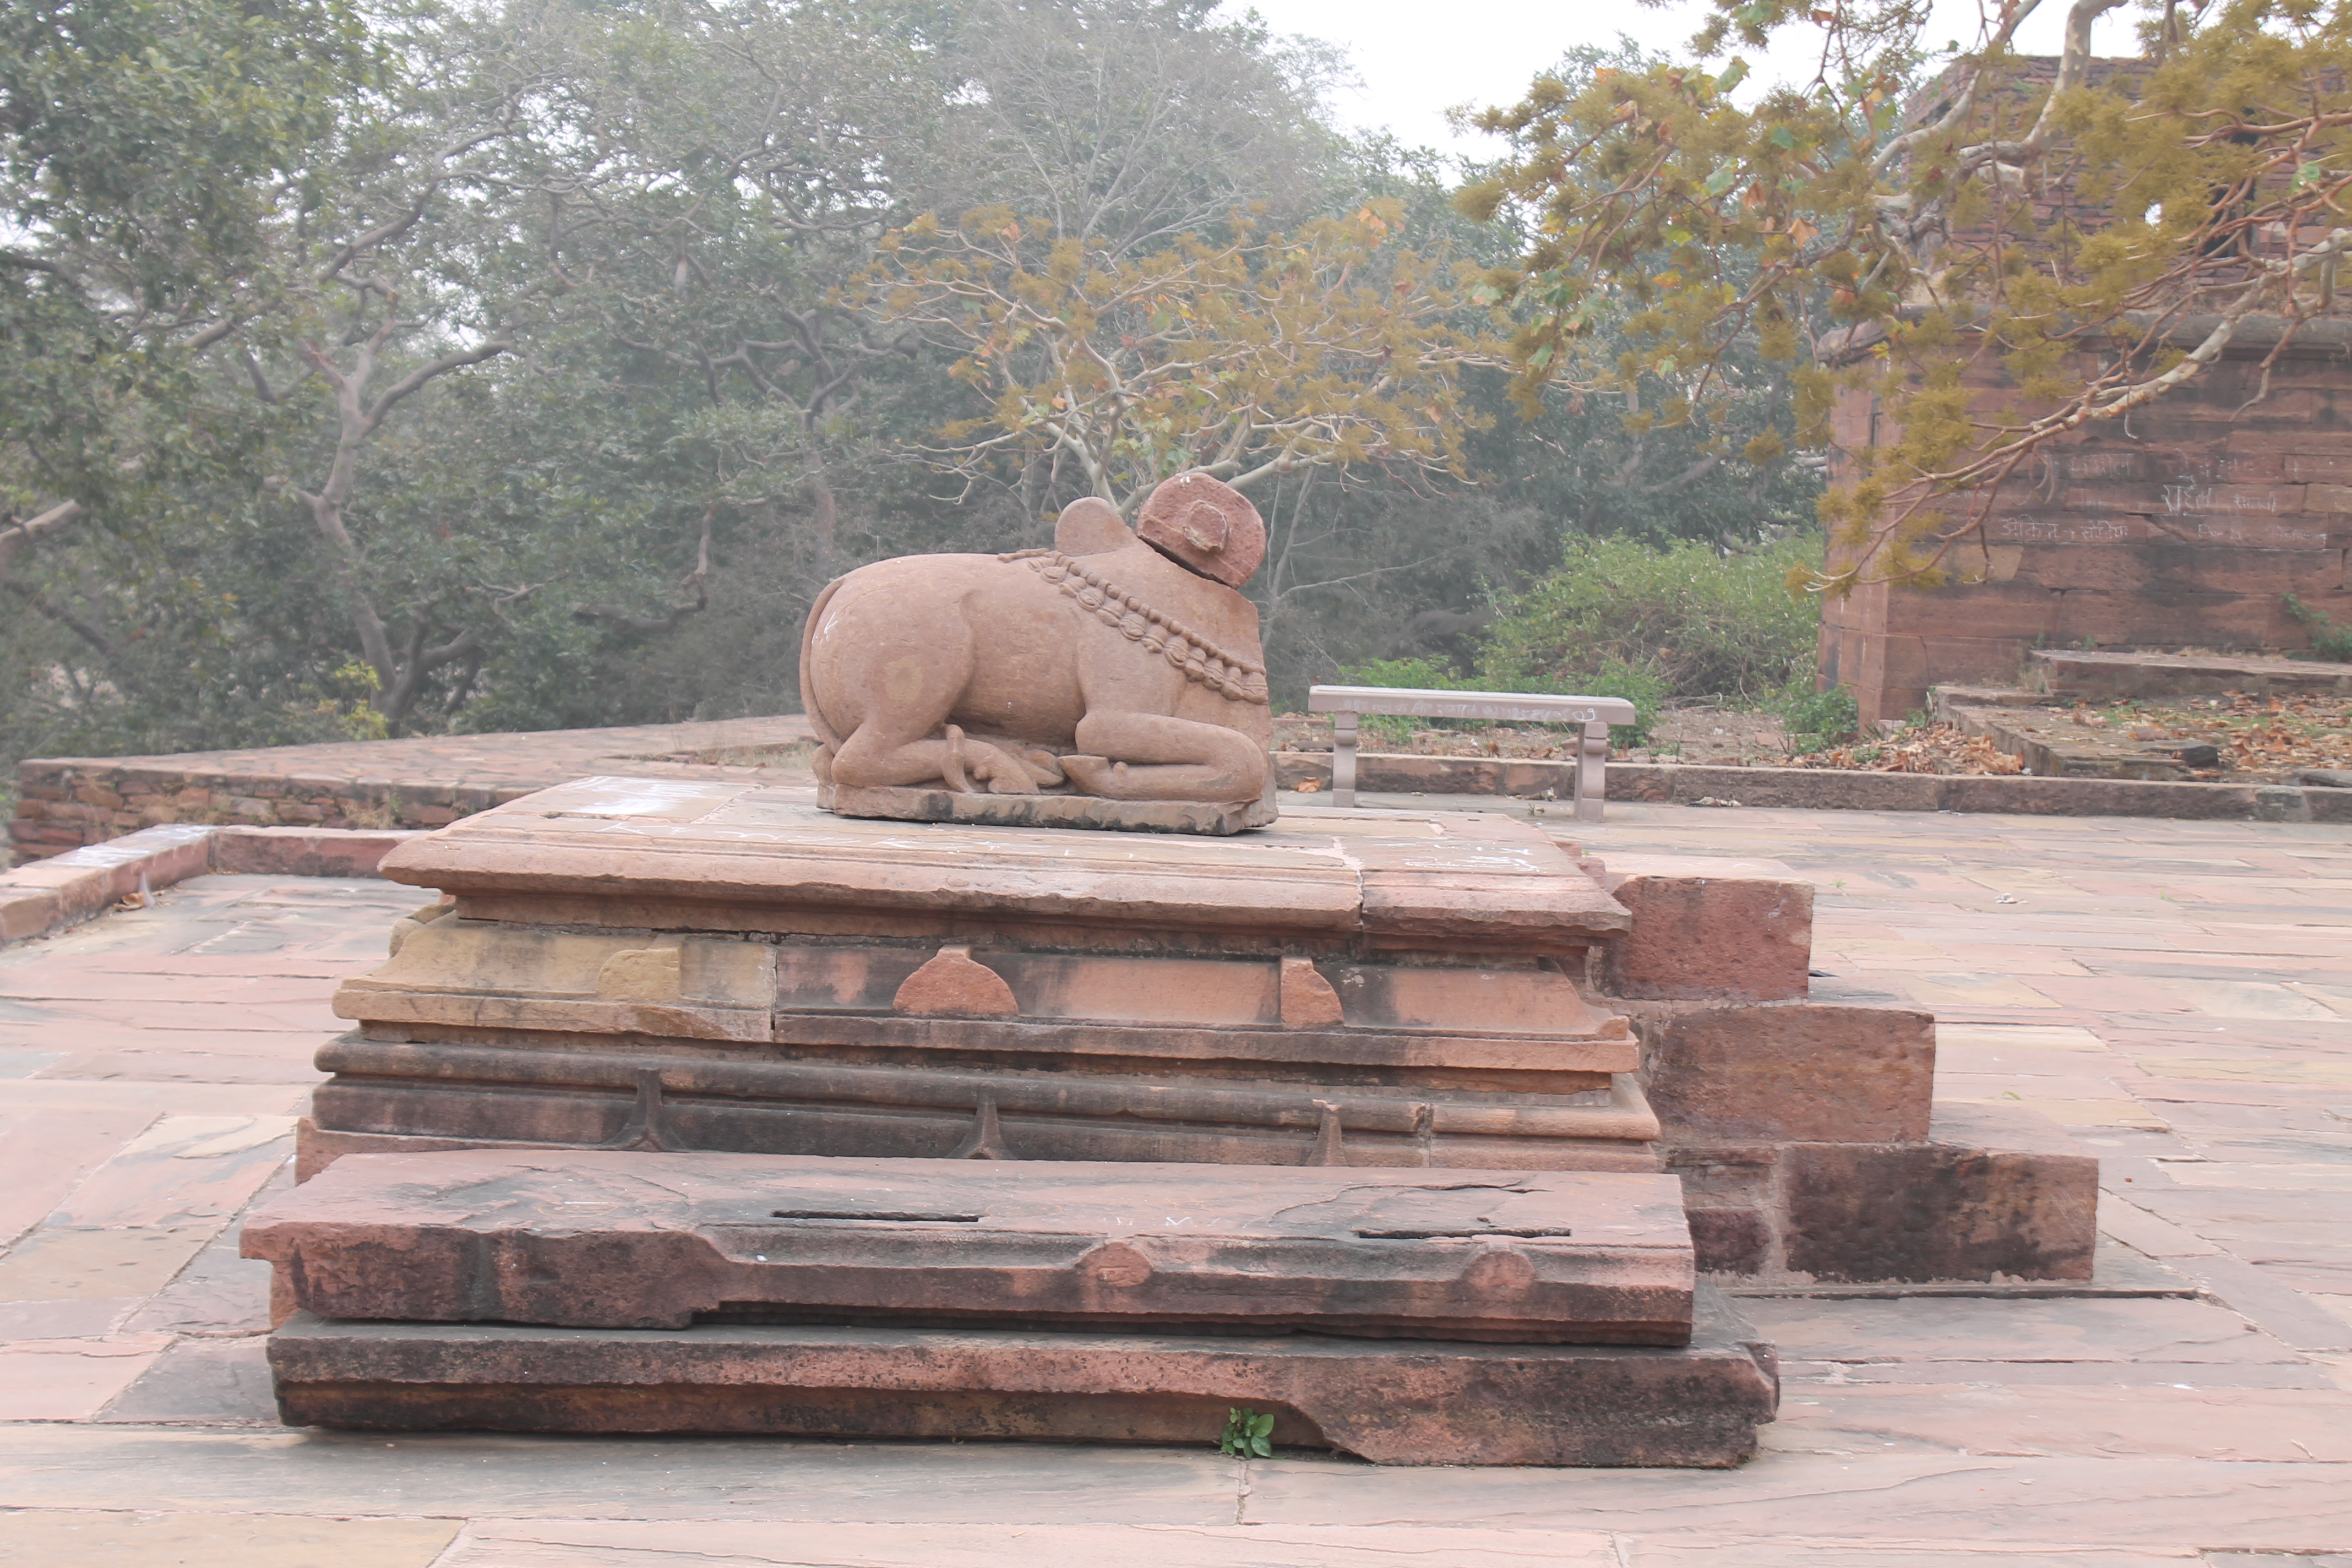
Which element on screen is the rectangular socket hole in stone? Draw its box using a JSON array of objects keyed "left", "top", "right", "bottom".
[
  {"left": 770, "top": 1210, "right": 984, "bottom": 1223},
  {"left": 1352, "top": 1226, "right": 1575, "bottom": 1238}
]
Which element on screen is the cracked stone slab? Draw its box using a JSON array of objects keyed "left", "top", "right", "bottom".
[
  {"left": 243, "top": 1149, "right": 1695, "bottom": 1343},
  {"left": 262, "top": 1285, "right": 1774, "bottom": 1468}
]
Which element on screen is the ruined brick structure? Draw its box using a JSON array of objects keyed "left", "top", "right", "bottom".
[
  {"left": 1817, "top": 59, "right": 2352, "bottom": 722},
  {"left": 1821, "top": 324, "right": 2352, "bottom": 722}
]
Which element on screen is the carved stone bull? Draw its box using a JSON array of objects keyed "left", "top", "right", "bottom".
[{"left": 799, "top": 473, "right": 1274, "bottom": 812}]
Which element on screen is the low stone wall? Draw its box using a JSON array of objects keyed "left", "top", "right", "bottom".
[
  {"left": 9, "top": 717, "right": 812, "bottom": 865},
  {"left": 0, "top": 823, "right": 421, "bottom": 944},
  {"left": 1273, "top": 750, "right": 2352, "bottom": 822}
]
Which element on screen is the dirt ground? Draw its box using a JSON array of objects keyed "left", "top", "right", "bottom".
[{"left": 1790, "top": 693, "right": 2352, "bottom": 782}]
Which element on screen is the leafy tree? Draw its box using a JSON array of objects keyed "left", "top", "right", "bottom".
[
  {"left": 865, "top": 203, "right": 1486, "bottom": 513},
  {"left": 1461, "top": 0, "right": 2352, "bottom": 591},
  {"left": 922, "top": 0, "right": 1347, "bottom": 257},
  {"left": 0, "top": 0, "right": 369, "bottom": 591}
]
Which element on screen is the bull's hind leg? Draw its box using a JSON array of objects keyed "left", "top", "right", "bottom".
[{"left": 1063, "top": 710, "right": 1267, "bottom": 803}]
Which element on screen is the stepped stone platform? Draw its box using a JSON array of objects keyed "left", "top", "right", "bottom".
[
  {"left": 309, "top": 777, "right": 1661, "bottom": 1175},
  {"left": 288, "top": 776, "right": 2102, "bottom": 1288},
  {"left": 2028, "top": 646, "right": 2352, "bottom": 701},
  {"left": 248, "top": 1148, "right": 1776, "bottom": 1467}
]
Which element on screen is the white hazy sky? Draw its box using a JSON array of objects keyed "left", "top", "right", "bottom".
[{"left": 1218, "top": 0, "right": 2141, "bottom": 161}]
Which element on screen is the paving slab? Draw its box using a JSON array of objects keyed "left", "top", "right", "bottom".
[
  {"left": 1628, "top": 1546, "right": 2203, "bottom": 1567},
  {"left": 0, "top": 1425, "right": 1248, "bottom": 1523},
  {"left": 0, "top": 1226, "right": 221, "bottom": 1301},
  {"left": 0, "top": 1336, "right": 174, "bottom": 1420},
  {"left": 1766, "top": 1383, "right": 2352, "bottom": 1459},
  {"left": 1737, "top": 1295, "right": 2301, "bottom": 1365},
  {"left": 432, "top": 1518, "right": 1624, "bottom": 1567},
  {"left": 0, "top": 1508, "right": 461, "bottom": 1566},
  {"left": 1234, "top": 1453, "right": 2352, "bottom": 1548},
  {"left": 95, "top": 1337, "right": 278, "bottom": 1425}
]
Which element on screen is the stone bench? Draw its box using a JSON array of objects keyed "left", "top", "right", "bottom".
[{"left": 1307, "top": 684, "right": 1638, "bottom": 820}]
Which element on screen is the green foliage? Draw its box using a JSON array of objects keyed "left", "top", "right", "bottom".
[
  {"left": 1778, "top": 683, "right": 1860, "bottom": 750},
  {"left": 1333, "top": 656, "right": 1473, "bottom": 744},
  {"left": 1217, "top": 1407, "right": 1276, "bottom": 1458},
  {"left": 1466, "top": 9, "right": 2352, "bottom": 592},
  {"left": 2285, "top": 594, "right": 2352, "bottom": 663},
  {"left": 1476, "top": 533, "right": 1820, "bottom": 741}
]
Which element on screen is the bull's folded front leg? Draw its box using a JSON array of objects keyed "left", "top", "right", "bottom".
[{"left": 1062, "top": 710, "right": 1267, "bottom": 802}]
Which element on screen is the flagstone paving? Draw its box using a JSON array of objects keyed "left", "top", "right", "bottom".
[{"left": 1, "top": 796, "right": 2349, "bottom": 1563}]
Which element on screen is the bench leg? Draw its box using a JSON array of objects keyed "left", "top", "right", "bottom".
[
  {"left": 1575, "top": 719, "right": 1608, "bottom": 823},
  {"left": 1332, "top": 712, "right": 1359, "bottom": 808}
]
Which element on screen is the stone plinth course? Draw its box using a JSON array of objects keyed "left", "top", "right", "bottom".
[
  {"left": 244, "top": 1152, "right": 1770, "bottom": 1467},
  {"left": 241, "top": 1150, "right": 1697, "bottom": 1343},
  {"left": 309, "top": 778, "right": 1663, "bottom": 1175},
  {"left": 262, "top": 1286, "right": 1781, "bottom": 1468}
]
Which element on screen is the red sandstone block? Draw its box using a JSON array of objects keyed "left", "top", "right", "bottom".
[
  {"left": 265, "top": 1294, "right": 1779, "bottom": 1467},
  {"left": 1598, "top": 856, "right": 1813, "bottom": 1003},
  {"left": 0, "top": 821, "right": 215, "bottom": 941},
  {"left": 1781, "top": 1104, "right": 2097, "bottom": 1283},
  {"left": 210, "top": 826, "right": 422, "bottom": 878},
  {"left": 1640, "top": 1002, "right": 1935, "bottom": 1145},
  {"left": 246, "top": 1151, "right": 1696, "bottom": 1344},
  {"left": 0, "top": 886, "right": 66, "bottom": 942}
]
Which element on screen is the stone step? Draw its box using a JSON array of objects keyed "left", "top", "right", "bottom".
[
  {"left": 261, "top": 1284, "right": 1774, "bottom": 1468},
  {"left": 244, "top": 1150, "right": 1696, "bottom": 1344},
  {"left": 2027, "top": 647, "right": 2352, "bottom": 700}
]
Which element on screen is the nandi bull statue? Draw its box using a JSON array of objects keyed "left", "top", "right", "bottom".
[{"left": 799, "top": 472, "right": 1278, "bottom": 834}]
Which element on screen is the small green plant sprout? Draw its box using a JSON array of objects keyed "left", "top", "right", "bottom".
[
  {"left": 2285, "top": 594, "right": 2352, "bottom": 662},
  {"left": 1217, "top": 1407, "right": 1276, "bottom": 1458}
]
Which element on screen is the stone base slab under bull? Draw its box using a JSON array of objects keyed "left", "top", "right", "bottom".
[
  {"left": 264, "top": 1284, "right": 1778, "bottom": 1468},
  {"left": 242, "top": 1150, "right": 1697, "bottom": 1344},
  {"left": 312, "top": 781, "right": 1660, "bottom": 1172}
]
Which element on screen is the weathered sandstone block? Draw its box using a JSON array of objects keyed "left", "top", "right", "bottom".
[
  {"left": 1597, "top": 853, "right": 1815, "bottom": 1003},
  {"left": 1638, "top": 1002, "right": 1936, "bottom": 1144},
  {"left": 1781, "top": 1104, "right": 2099, "bottom": 1283},
  {"left": 244, "top": 1150, "right": 1697, "bottom": 1344},
  {"left": 264, "top": 1286, "right": 1778, "bottom": 1467}
]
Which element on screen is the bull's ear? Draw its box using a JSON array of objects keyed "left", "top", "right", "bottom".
[{"left": 1054, "top": 497, "right": 1136, "bottom": 556}]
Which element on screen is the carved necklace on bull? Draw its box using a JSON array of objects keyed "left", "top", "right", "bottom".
[{"left": 997, "top": 548, "right": 1271, "bottom": 705}]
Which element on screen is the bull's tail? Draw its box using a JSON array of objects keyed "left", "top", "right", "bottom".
[{"left": 799, "top": 575, "right": 850, "bottom": 776}]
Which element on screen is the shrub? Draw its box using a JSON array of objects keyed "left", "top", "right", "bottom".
[
  {"left": 1332, "top": 656, "right": 1474, "bottom": 744},
  {"left": 1778, "top": 682, "right": 1860, "bottom": 752},
  {"left": 1473, "top": 534, "right": 1820, "bottom": 738}
]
